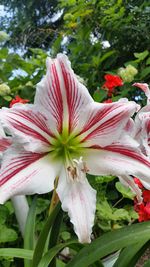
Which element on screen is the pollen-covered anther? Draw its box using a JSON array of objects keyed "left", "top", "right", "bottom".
[{"left": 67, "top": 166, "right": 77, "bottom": 179}]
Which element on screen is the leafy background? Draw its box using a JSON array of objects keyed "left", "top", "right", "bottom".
[{"left": 0, "top": 0, "right": 150, "bottom": 266}]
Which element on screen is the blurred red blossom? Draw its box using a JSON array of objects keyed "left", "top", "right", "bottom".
[
  {"left": 9, "top": 96, "right": 29, "bottom": 108},
  {"left": 143, "top": 190, "right": 150, "bottom": 202},
  {"left": 134, "top": 177, "right": 150, "bottom": 222},
  {"left": 103, "top": 99, "right": 113, "bottom": 103},
  {"left": 134, "top": 202, "right": 150, "bottom": 222},
  {"left": 102, "top": 74, "right": 123, "bottom": 97},
  {"left": 134, "top": 177, "right": 144, "bottom": 189}
]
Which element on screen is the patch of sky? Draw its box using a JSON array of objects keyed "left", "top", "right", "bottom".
[{"left": 9, "top": 69, "right": 28, "bottom": 80}]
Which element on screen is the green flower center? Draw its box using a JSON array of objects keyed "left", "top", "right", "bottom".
[{"left": 51, "top": 131, "right": 83, "bottom": 160}]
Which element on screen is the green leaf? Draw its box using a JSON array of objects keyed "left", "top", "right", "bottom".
[
  {"left": 98, "top": 50, "right": 116, "bottom": 65},
  {"left": 61, "top": 231, "right": 71, "bottom": 241},
  {"left": 146, "top": 57, "right": 150, "bottom": 65},
  {"left": 0, "top": 249, "right": 33, "bottom": 260},
  {"left": 113, "top": 241, "right": 146, "bottom": 267},
  {"left": 32, "top": 202, "right": 61, "bottom": 267},
  {"left": 36, "top": 198, "right": 50, "bottom": 215},
  {"left": 0, "top": 205, "right": 9, "bottom": 224},
  {"left": 0, "top": 225, "right": 18, "bottom": 243},
  {"left": 112, "top": 209, "right": 130, "bottom": 221},
  {"left": 24, "top": 196, "right": 37, "bottom": 267},
  {"left": 56, "top": 259, "right": 66, "bottom": 267},
  {"left": 97, "top": 201, "right": 114, "bottom": 220},
  {"left": 127, "top": 241, "right": 150, "bottom": 267},
  {"left": 0, "top": 48, "right": 8, "bottom": 59},
  {"left": 3, "top": 96, "right": 12, "bottom": 101},
  {"left": 65, "top": 221, "right": 150, "bottom": 267},
  {"left": 48, "top": 209, "right": 63, "bottom": 267},
  {"left": 115, "top": 182, "right": 135, "bottom": 199},
  {"left": 144, "top": 259, "right": 150, "bottom": 267},
  {"left": 140, "top": 67, "right": 150, "bottom": 79},
  {"left": 134, "top": 50, "right": 149, "bottom": 61},
  {"left": 93, "top": 89, "right": 107, "bottom": 102},
  {"left": 95, "top": 176, "right": 116, "bottom": 184},
  {"left": 38, "top": 240, "right": 78, "bottom": 267}
]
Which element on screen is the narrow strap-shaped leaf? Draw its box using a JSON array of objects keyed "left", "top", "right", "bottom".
[
  {"left": 0, "top": 248, "right": 33, "bottom": 259},
  {"left": 93, "top": 261, "right": 105, "bottom": 267},
  {"left": 24, "top": 196, "right": 37, "bottom": 267},
  {"left": 65, "top": 221, "right": 150, "bottom": 267},
  {"left": 126, "top": 241, "right": 150, "bottom": 267},
  {"left": 32, "top": 202, "right": 61, "bottom": 267},
  {"left": 38, "top": 240, "right": 78, "bottom": 267},
  {"left": 48, "top": 208, "right": 63, "bottom": 267},
  {"left": 113, "top": 241, "right": 148, "bottom": 267}
]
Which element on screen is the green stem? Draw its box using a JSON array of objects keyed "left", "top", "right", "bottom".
[
  {"left": 48, "top": 209, "right": 63, "bottom": 267},
  {"left": 112, "top": 197, "right": 124, "bottom": 208},
  {"left": 49, "top": 176, "right": 59, "bottom": 215}
]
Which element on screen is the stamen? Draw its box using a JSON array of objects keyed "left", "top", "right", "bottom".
[
  {"left": 67, "top": 166, "right": 77, "bottom": 179},
  {"left": 66, "top": 157, "right": 89, "bottom": 181}
]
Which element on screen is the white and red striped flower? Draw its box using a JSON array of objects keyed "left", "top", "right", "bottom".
[
  {"left": 134, "top": 83, "right": 150, "bottom": 159},
  {"left": 0, "top": 54, "right": 150, "bottom": 243}
]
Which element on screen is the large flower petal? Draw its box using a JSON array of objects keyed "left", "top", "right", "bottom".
[
  {"left": 35, "top": 54, "right": 93, "bottom": 133},
  {"left": 0, "top": 104, "right": 56, "bottom": 153},
  {"left": 135, "top": 106, "right": 150, "bottom": 157},
  {"left": 84, "top": 137, "right": 150, "bottom": 188},
  {"left": 56, "top": 167, "right": 96, "bottom": 243},
  {"left": 0, "top": 147, "right": 60, "bottom": 203},
  {"left": 77, "top": 100, "right": 138, "bottom": 147},
  {"left": 0, "top": 137, "right": 11, "bottom": 153}
]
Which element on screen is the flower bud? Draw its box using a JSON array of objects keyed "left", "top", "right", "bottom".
[
  {"left": 118, "top": 65, "right": 138, "bottom": 83},
  {"left": 0, "top": 84, "right": 11, "bottom": 96},
  {"left": 126, "top": 65, "right": 138, "bottom": 76}
]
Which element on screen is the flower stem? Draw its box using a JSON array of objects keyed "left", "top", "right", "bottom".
[
  {"left": 49, "top": 176, "right": 59, "bottom": 215},
  {"left": 113, "top": 197, "right": 124, "bottom": 208}
]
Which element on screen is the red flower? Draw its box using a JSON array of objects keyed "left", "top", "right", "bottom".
[
  {"left": 143, "top": 190, "right": 150, "bottom": 202},
  {"left": 103, "top": 99, "right": 113, "bottom": 103},
  {"left": 133, "top": 177, "right": 150, "bottom": 222},
  {"left": 10, "top": 96, "right": 29, "bottom": 108},
  {"left": 134, "top": 177, "right": 144, "bottom": 189},
  {"left": 134, "top": 202, "right": 150, "bottom": 222},
  {"left": 144, "top": 202, "right": 150, "bottom": 216},
  {"left": 102, "top": 74, "right": 123, "bottom": 97}
]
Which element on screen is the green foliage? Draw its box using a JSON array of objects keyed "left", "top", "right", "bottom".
[
  {"left": 66, "top": 221, "right": 150, "bottom": 267},
  {"left": 1, "top": 2, "right": 150, "bottom": 265},
  {"left": 0, "top": 0, "right": 62, "bottom": 49},
  {"left": 144, "top": 259, "right": 150, "bottom": 267},
  {"left": 0, "top": 204, "right": 18, "bottom": 244},
  {"left": 0, "top": 48, "right": 49, "bottom": 105},
  {"left": 0, "top": 226, "right": 17, "bottom": 243},
  {"left": 115, "top": 182, "right": 135, "bottom": 200}
]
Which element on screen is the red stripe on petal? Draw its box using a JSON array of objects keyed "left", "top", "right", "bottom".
[
  {"left": 4, "top": 108, "right": 56, "bottom": 145},
  {"left": 0, "top": 152, "right": 46, "bottom": 186},
  {"left": 0, "top": 138, "right": 11, "bottom": 152},
  {"left": 104, "top": 145, "right": 150, "bottom": 168},
  {"left": 78, "top": 103, "right": 132, "bottom": 143},
  {"left": 48, "top": 63, "right": 63, "bottom": 132},
  {"left": 79, "top": 104, "right": 121, "bottom": 135},
  {"left": 60, "top": 60, "right": 92, "bottom": 132},
  {"left": 60, "top": 62, "right": 79, "bottom": 131},
  {"left": 12, "top": 109, "right": 54, "bottom": 137}
]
